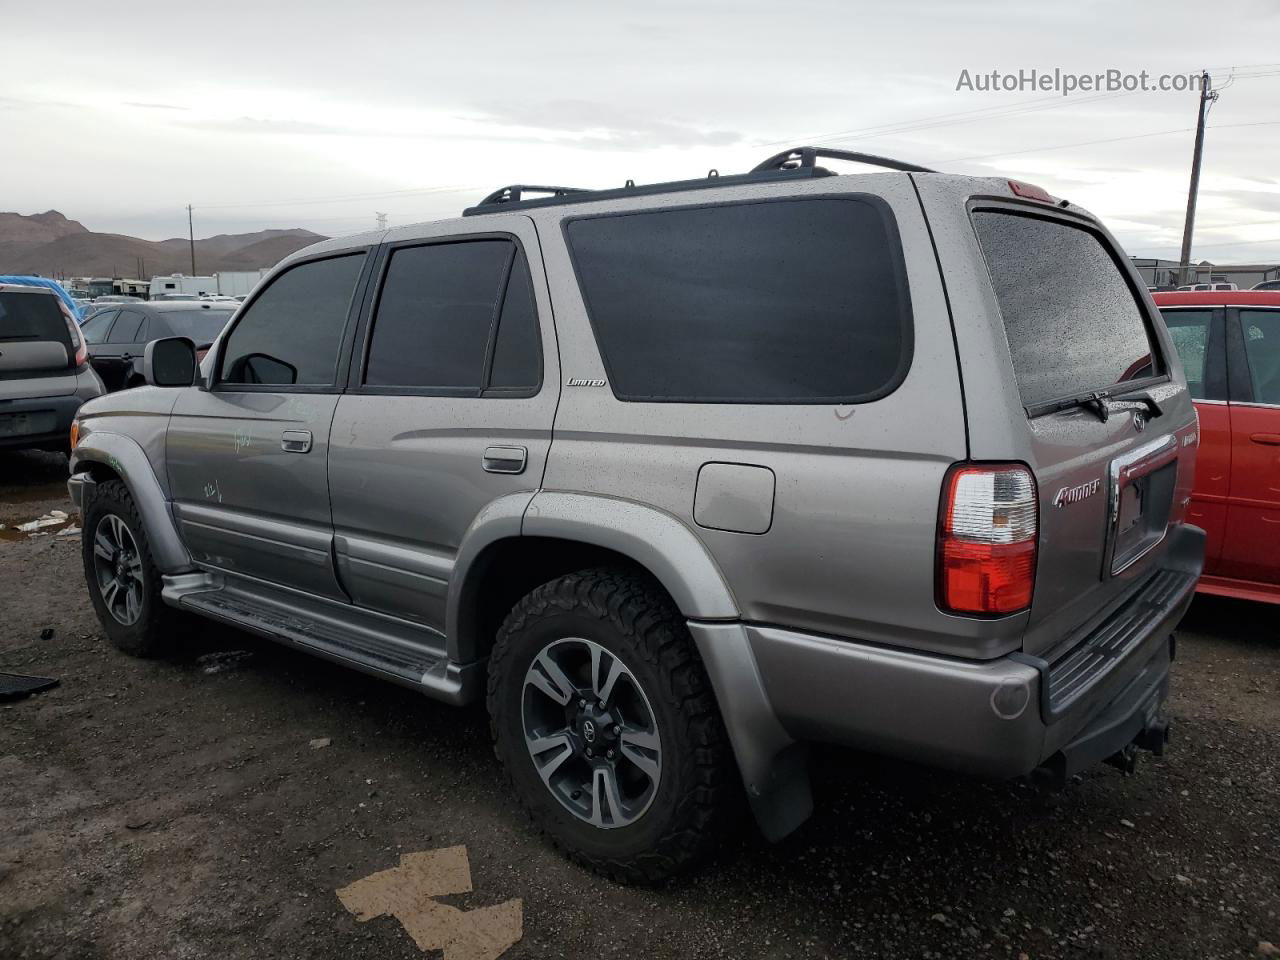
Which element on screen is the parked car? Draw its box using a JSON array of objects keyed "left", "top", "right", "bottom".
[
  {"left": 80, "top": 301, "right": 235, "bottom": 391},
  {"left": 68, "top": 148, "right": 1204, "bottom": 881},
  {"left": 1155, "top": 290, "right": 1280, "bottom": 603},
  {"left": 0, "top": 283, "right": 104, "bottom": 454},
  {"left": 1176, "top": 283, "right": 1238, "bottom": 292},
  {"left": 1252, "top": 279, "right": 1280, "bottom": 292}
]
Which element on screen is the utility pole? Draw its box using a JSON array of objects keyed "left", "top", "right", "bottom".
[
  {"left": 187, "top": 204, "right": 197, "bottom": 275},
  {"left": 1178, "top": 70, "right": 1219, "bottom": 286},
  {"left": 375, "top": 211, "right": 388, "bottom": 231}
]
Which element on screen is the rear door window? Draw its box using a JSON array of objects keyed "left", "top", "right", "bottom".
[
  {"left": 107, "top": 310, "right": 146, "bottom": 343},
  {"left": 219, "top": 253, "right": 365, "bottom": 387},
  {"left": 363, "top": 238, "right": 541, "bottom": 393},
  {"left": 1159, "top": 308, "right": 1221, "bottom": 401},
  {"left": 972, "top": 211, "right": 1160, "bottom": 410},
  {"left": 1240, "top": 310, "right": 1280, "bottom": 405},
  {"left": 80, "top": 310, "right": 118, "bottom": 344},
  {"left": 565, "top": 197, "right": 912, "bottom": 403}
]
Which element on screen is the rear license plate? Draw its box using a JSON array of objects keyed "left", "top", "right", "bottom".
[{"left": 0, "top": 411, "right": 55, "bottom": 438}]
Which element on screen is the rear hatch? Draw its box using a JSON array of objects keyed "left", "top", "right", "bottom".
[
  {"left": 0, "top": 287, "right": 81, "bottom": 401},
  {"left": 923, "top": 182, "right": 1198, "bottom": 659}
]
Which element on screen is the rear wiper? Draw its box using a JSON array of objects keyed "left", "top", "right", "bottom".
[{"left": 1038, "top": 388, "right": 1163, "bottom": 423}]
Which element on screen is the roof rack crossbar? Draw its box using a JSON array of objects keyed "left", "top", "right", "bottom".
[
  {"left": 475, "top": 184, "right": 591, "bottom": 207},
  {"left": 751, "top": 146, "right": 935, "bottom": 175}
]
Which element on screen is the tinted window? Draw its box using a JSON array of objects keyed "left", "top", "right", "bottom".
[
  {"left": 566, "top": 198, "right": 911, "bottom": 403},
  {"left": 107, "top": 310, "right": 146, "bottom": 343},
  {"left": 0, "top": 292, "right": 69, "bottom": 344},
  {"left": 80, "top": 310, "right": 118, "bottom": 344},
  {"left": 973, "top": 212, "right": 1159, "bottom": 409},
  {"left": 1240, "top": 310, "right": 1280, "bottom": 405},
  {"left": 365, "top": 240, "right": 519, "bottom": 390},
  {"left": 489, "top": 254, "right": 541, "bottom": 390},
  {"left": 160, "top": 308, "right": 234, "bottom": 344},
  {"left": 220, "top": 254, "right": 364, "bottom": 386},
  {"left": 1160, "top": 309, "right": 1214, "bottom": 400}
]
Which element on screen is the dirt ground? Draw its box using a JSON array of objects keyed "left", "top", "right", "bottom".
[{"left": 1, "top": 448, "right": 1277, "bottom": 960}]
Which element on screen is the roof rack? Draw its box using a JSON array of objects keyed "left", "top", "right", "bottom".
[
  {"left": 751, "top": 146, "right": 936, "bottom": 175},
  {"left": 473, "top": 184, "right": 591, "bottom": 207},
  {"left": 462, "top": 145, "right": 934, "bottom": 216}
]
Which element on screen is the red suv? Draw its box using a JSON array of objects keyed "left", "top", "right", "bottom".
[{"left": 1154, "top": 291, "right": 1280, "bottom": 603}]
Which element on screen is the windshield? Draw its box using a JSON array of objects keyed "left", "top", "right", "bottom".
[
  {"left": 973, "top": 210, "right": 1159, "bottom": 409},
  {"left": 161, "top": 308, "right": 234, "bottom": 344}
]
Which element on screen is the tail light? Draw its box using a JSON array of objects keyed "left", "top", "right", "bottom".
[
  {"left": 59, "top": 302, "right": 87, "bottom": 368},
  {"left": 938, "top": 464, "right": 1038, "bottom": 615}
]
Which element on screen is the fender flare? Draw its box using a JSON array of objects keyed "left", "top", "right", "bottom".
[
  {"left": 520, "top": 492, "right": 740, "bottom": 619},
  {"left": 70, "top": 432, "right": 193, "bottom": 574}
]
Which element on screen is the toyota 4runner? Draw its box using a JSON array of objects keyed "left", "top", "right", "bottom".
[{"left": 68, "top": 147, "right": 1205, "bottom": 882}]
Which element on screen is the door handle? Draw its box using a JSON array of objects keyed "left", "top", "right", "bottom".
[
  {"left": 1250, "top": 433, "right": 1280, "bottom": 446},
  {"left": 281, "top": 429, "right": 313, "bottom": 453},
  {"left": 483, "top": 445, "right": 527, "bottom": 474}
]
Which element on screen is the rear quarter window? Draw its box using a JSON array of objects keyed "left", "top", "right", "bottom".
[
  {"left": 972, "top": 210, "right": 1161, "bottom": 410},
  {"left": 564, "top": 197, "right": 913, "bottom": 403}
]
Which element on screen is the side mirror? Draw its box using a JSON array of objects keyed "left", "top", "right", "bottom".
[{"left": 143, "top": 337, "right": 197, "bottom": 387}]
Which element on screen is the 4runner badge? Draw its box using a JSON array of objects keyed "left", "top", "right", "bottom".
[
  {"left": 1053, "top": 478, "right": 1100, "bottom": 508},
  {"left": 566, "top": 377, "right": 606, "bottom": 387}
]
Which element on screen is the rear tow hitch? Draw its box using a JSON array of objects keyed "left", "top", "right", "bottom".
[{"left": 1106, "top": 718, "right": 1172, "bottom": 774}]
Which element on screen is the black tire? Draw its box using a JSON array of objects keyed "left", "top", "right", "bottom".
[
  {"left": 487, "top": 568, "right": 730, "bottom": 884},
  {"left": 81, "top": 479, "right": 181, "bottom": 657}
]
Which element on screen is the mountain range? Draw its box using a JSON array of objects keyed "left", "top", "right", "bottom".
[{"left": 0, "top": 211, "right": 326, "bottom": 279}]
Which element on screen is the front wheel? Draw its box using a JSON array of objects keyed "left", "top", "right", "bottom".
[
  {"left": 81, "top": 479, "right": 181, "bottom": 657},
  {"left": 487, "top": 569, "right": 731, "bottom": 883}
]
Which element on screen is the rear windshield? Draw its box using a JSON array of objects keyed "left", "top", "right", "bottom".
[
  {"left": 565, "top": 197, "right": 913, "bottom": 403},
  {"left": 0, "top": 291, "right": 70, "bottom": 345},
  {"left": 972, "top": 211, "right": 1159, "bottom": 409},
  {"left": 161, "top": 308, "right": 234, "bottom": 344}
]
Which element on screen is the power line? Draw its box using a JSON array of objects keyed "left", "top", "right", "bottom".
[
  {"left": 194, "top": 184, "right": 482, "bottom": 210},
  {"left": 935, "top": 119, "right": 1280, "bottom": 166}
]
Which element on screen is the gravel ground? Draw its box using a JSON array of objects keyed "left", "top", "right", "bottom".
[{"left": 0, "top": 448, "right": 1277, "bottom": 960}]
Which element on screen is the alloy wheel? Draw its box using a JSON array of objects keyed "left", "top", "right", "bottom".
[
  {"left": 92, "top": 513, "right": 144, "bottom": 626},
  {"left": 521, "top": 637, "right": 662, "bottom": 829}
]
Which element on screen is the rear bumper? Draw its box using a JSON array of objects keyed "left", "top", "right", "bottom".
[
  {"left": 0, "top": 393, "right": 83, "bottom": 450},
  {"left": 740, "top": 524, "right": 1203, "bottom": 780}
]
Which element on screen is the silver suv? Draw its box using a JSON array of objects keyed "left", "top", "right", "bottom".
[
  {"left": 1, "top": 283, "right": 104, "bottom": 454},
  {"left": 68, "top": 148, "right": 1205, "bottom": 882}
]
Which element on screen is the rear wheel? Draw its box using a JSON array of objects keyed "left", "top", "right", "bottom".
[
  {"left": 82, "top": 479, "right": 181, "bottom": 657},
  {"left": 488, "top": 568, "right": 730, "bottom": 883}
]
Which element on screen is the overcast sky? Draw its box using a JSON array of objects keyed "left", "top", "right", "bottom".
[{"left": 4, "top": 0, "right": 1279, "bottom": 263}]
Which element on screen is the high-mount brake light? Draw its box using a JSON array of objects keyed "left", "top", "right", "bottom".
[
  {"left": 1008, "top": 180, "right": 1055, "bottom": 203},
  {"left": 937, "top": 464, "right": 1038, "bottom": 616}
]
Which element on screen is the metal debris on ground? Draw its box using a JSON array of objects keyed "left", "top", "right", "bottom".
[
  {"left": 194, "top": 650, "right": 255, "bottom": 674},
  {"left": 336, "top": 846, "right": 522, "bottom": 960},
  {"left": 0, "top": 673, "right": 60, "bottom": 702},
  {"left": 309, "top": 737, "right": 332, "bottom": 749}
]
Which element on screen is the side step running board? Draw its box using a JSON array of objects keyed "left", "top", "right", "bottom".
[{"left": 163, "top": 572, "right": 482, "bottom": 705}]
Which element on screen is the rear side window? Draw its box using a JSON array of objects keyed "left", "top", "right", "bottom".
[
  {"left": 0, "top": 292, "right": 70, "bottom": 345},
  {"left": 80, "top": 310, "right": 117, "bottom": 344},
  {"left": 364, "top": 238, "right": 541, "bottom": 393},
  {"left": 1159, "top": 309, "right": 1217, "bottom": 400},
  {"left": 565, "top": 197, "right": 913, "bottom": 403},
  {"left": 220, "top": 253, "right": 365, "bottom": 387},
  {"left": 973, "top": 211, "right": 1159, "bottom": 410},
  {"left": 1240, "top": 310, "right": 1280, "bottom": 405},
  {"left": 107, "top": 310, "right": 146, "bottom": 343},
  {"left": 161, "top": 308, "right": 234, "bottom": 345}
]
